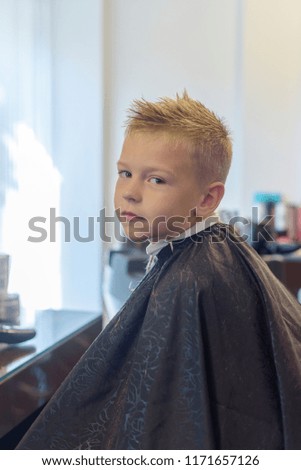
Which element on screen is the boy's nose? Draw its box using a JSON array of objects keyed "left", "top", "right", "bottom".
[{"left": 122, "top": 180, "right": 142, "bottom": 203}]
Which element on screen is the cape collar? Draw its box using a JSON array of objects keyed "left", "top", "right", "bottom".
[{"left": 146, "top": 213, "right": 220, "bottom": 257}]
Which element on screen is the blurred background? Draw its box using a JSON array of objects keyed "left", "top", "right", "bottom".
[{"left": 1, "top": 0, "right": 301, "bottom": 317}]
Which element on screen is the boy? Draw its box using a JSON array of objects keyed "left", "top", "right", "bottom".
[{"left": 18, "top": 92, "right": 301, "bottom": 450}]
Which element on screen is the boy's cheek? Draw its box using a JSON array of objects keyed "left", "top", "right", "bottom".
[
  {"left": 125, "top": 221, "right": 150, "bottom": 242},
  {"left": 113, "top": 190, "right": 121, "bottom": 210}
]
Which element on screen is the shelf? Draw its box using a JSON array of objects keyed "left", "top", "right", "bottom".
[{"left": 0, "top": 309, "right": 102, "bottom": 440}]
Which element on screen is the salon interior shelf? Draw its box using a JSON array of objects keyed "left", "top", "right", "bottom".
[{"left": 0, "top": 309, "right": 102, "bottom": 445}]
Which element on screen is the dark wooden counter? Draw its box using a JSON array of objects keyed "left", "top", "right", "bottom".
[{"left": 0, "top": 309, "right": 102, "bottom": 445}]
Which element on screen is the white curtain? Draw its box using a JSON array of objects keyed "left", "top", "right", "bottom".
[
  {"left": 0, "top": 0, "right": 62, "bottom": 315},
  {"left": 0, "top": 0, "right": 102, "bottom": 316}
]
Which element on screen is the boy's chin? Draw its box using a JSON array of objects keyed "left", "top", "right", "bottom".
[{"left": 123, "top": 228, "right": 150, "bottom": 243}]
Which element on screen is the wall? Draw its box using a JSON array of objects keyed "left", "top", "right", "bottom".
[
  {"left": 243, "top": 0, "right": 301, "bottom": 212},
  {"left": 52, "top": 0, "right": 103, "bottom": 311}
]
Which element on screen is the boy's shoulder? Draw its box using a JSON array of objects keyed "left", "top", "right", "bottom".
[
  {"left": 155, "top": 223, "right": 276, "bottom": 293},
  {"left": 162, "top": 224, "right": 245, "bottom": 272},
  {"left": 152, "top": 226, "right": 231, "bottom": 297}
]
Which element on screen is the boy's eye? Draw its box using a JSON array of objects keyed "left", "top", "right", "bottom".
[
  {"left": 118, "top": 170, "right": 131, "bottom": 178},
  {"left": 148, "top": 177, "right": 165, "bottom": 184}
]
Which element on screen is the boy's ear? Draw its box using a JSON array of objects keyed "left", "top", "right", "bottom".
[{"left": 196, "top": 182, "right": 225, "bottom": 217}]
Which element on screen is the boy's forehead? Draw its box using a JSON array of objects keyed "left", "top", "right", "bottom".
[{"left": 121, "top": 131, "right": 194, "bottom": 160}]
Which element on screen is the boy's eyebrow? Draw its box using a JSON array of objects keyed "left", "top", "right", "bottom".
[
  {"left": 117, "top": 160, "right": 175, "bottom": 177},
  {"left": 144, "top": 166, "right": 175, "bottom": 177}
]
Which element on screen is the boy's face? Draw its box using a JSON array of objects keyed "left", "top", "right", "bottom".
[{"left": 114, "top": 132, "right": 205, "bottom": 242}]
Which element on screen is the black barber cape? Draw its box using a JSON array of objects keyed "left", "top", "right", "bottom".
[{"left": 18, "top": 224, "right": 301, "bottom": 450}]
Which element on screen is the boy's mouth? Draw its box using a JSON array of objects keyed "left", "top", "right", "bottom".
[{"left": 121, "top": 211, "right": 146, "bottom": 222}]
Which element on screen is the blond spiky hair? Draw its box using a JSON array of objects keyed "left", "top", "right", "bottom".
[{"left": 124, "top": 90, "right": 232, "bottom": 185}]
